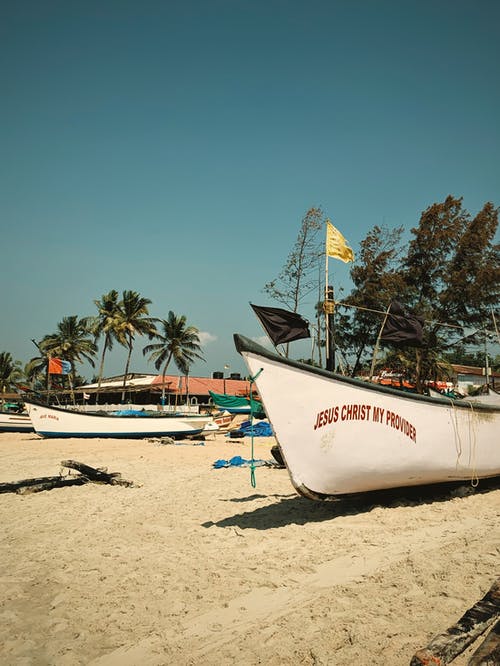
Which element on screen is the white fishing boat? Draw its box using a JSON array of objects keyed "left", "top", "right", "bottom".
[
  {"left": 429, "top": 387, "right": 500, "bottom": 406},
  {"left": 234, "top": 334, "right": 500, "bottom": 498},
  {"left": 24, "top": 401, "right": 213, "bottom": 439},
  {"left": 212, "top": 411, "right": 235, "bottom": 429},
  {"left": 0, "top": 411, "right": 34, "bottom": 433}
]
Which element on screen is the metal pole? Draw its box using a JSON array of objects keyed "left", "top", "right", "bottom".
[{"left": 325, "top": 285, "right": 335, "bottom": 371}]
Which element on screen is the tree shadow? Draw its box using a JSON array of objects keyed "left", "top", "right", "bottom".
[{"left": 202, "top": 476, "right": 500, "bottom": 530}]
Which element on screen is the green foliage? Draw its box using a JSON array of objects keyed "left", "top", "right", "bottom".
[
  {"left": 399, "top": 197, "right": 499, "bottom": 390},
  {"left": 0, "top": 352, "right": 23, "bottom": 393},
  {"left": 334, "top": 225, "right": 406, "bottom": 376},
  {"left": 115, "top": 290, "right": 157, "bottom": 394},
  {"left": 443, "top": 344, "right": 499, "bottom": 369},
  {"left": 39, "top": 315, "right": 97, "bottom": 380},
  {"left": 305, "top": 196, "right": 498, "bottom": 391},
  {"left": 85, "top": 289, "right": 122, "bottom": 391},
  {"left": 143, "top": 311, "right": 205, "bottom": 402}
]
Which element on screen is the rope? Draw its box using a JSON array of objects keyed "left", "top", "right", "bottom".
[
  {"left": 464, "top": 401, "right": 479, "bottom": 487},
  {"left": 446, "top": 397, "right": 479, "bottom": 487},
  {"left": 248, "top": 369, "right": 263, "bottom": 488},
  {"left": 446, "top": 397, "right": 463, "bottom": 466}
]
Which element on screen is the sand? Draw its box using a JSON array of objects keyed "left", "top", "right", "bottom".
[{"left": 0, "top": 430, "right": 499, "bottom": 666}]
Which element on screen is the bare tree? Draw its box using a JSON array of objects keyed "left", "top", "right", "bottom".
[{"left": 263, "top": 207, "right": 324, "bottom": 355}]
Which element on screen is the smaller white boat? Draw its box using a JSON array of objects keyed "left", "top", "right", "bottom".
[
  {"left": 0, "top": 411, "right": 34, "bottom": 433},
  {"left": 428, "top": 387, "right": 500, "bottom": 406},
  {"left": 212, "top": 411, "right": 235, "bottom": 430},
  {"left": 25, "top": 401, "right": 213, "bottom": 439}
]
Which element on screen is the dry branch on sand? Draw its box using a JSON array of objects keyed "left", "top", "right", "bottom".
[
  {"left": 410, "top": 578, "right": 500, "bottom": 665},
  {"left": 0, "top": 460, "right": 136, "bottom": 494}
]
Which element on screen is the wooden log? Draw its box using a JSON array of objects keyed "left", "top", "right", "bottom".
[
  {"left": 410, "top": 578, "right": 500, "bottom": 666},
  {"left": 0, "top": 461, "right": 135, "bottom": 495},
  {"left": 467, "top": 619, "right": 500, "bottom": 666},
  {"left": 60, "top": 460, "right": 135, "bottom": 487},
  {"left": 16, "top": 477, "right": 89, "bottom": 494},
  {"left": 0, "top": 475, "right": 89, "bottom": 495}
]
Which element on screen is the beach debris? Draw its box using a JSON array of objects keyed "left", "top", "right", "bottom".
[
  {"left": 410, "top": 577, "right": 500, "bottom": 665},
  {"left": 147, "top": 436, "right": 176, "bottom": 445},
  {"left": 60, "top": 460, "right": 136, "bottom": 487},
  {"left": 212, "top": 456, "right": 280, "bottom": 469},
  {"left": 147, "top": 436, "right": 205, "bottom": 446},
  {"left": 270, "top": 444, "right": 285, "bottom": 467},
  {"left": 0, "top": 460, "right": 136, "bottom": 494},
  {"left": 0, "top": 474, "right": 88, "bottom": 495},
  {"left": 467, "top": 619, "right": 500, "bottom": 665},
  {"left": 225, "top": 420, "right": 274, "bottom": 437}
]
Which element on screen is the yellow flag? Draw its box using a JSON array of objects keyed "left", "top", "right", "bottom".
[{"left": 326, "top": 221, "right": 355, "bottom": 263}]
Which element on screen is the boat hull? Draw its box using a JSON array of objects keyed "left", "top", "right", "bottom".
[
  {"left": 234, "top": 334, "right": 500, "bottom": 497},
  {"left": 0, "top": 412, "right": 34, "bottom": 433},
  {"left": 25, "top": 401, "right": 212, "bottom": 439}
]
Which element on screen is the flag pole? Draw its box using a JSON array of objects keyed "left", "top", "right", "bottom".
[{"left": 325, "top": 222, "right": 335, "bottom": 371}]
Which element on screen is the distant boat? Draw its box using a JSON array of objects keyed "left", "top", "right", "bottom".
[
  {"left": 211, "top": 411, "right": 236, "bottom": 430},
  {"left": 234, "top": 334, "right": 500, "bottom": 499},
  {"left": 24, "top": 401, "right": 213, "bottom": 439},
  {"left": 0, "top": 411, "right": 34, "bottom": 433},
  {"left": 208, "top": 390, "right": 265, "bottom": 417},
  {"left": 464, "top": 390, "right": 500, "bottom": 406},
  {"left": 428, "top": 387, "right": 500, "bottom": 406}
]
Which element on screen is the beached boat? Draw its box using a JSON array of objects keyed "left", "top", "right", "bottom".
[
  {"left": 428, "top": 387, "right": 500, "bottom": 406},
  {"left": 208, "top": 390, "right": 265, "bottom": 417},
  {"left": 0, "top": 411, "right": 34, "bottom": 433},
  {"left": 234, "top": 334, "right": 500, "bottom": 498},
  {"left": 211, "top": 410, "right": 235, "bottom": 429},
  {"left": 24, "top": 401, "right": 213, "bottom": 439}
]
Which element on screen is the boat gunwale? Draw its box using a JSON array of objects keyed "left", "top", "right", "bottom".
[{"left": 24, "top": 399, "right": 209, "bottom": 420}]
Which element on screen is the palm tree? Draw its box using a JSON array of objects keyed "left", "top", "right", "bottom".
[
  {"left": 115, "top": 290, "right": 157, "bottom": 400},
  {"left": 0, "top": 352, "right": 23, "bottom": 406},
  {"left": 85, "top": 289, "right": 121, "bottom": 399},
  {"left": 24, "top": 356, "right": 47, "bottom": 393},
  {"left": 41, "top": 316, "right": 97, "bottom": 399},
  {"left": 143, "top": 311, "right": 205, "bottom": 405}
]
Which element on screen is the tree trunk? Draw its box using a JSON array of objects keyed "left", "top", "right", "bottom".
[
  {"left": 121, "top": 336, "right": 133, "bottom": 401},
  {"left": 410, "top": 578, "right": 500, "bottom": 666},
  {"left": 415, "top": 348, "right": 423, "bottom": 394},
  {"left": 69, "top": 363, "right": 76, "bottom": 405},
  {"left": 60, "top": 460, "right": 135, "bottom": 487},
  {"left": 468, "top": 619, "right": 500, "bottom": 665},
  {"left": 160, "top": 353, "right": 173, "bottom": 407},
  {"left": 96, "top": 340, "right": 108, "bottom": 404},
  {"left": 0, "top": 475, "right": 88, "bottom": 494}
]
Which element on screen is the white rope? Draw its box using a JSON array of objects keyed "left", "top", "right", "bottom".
[
  {"left": 447, "top": 398, "right": 479, "bottom": 487},
  {"left": 464, "top": 401, "right": 479, "bottom": 487},
  {"left": 447, "top": 397, "right": 463, "bottom": 467}
]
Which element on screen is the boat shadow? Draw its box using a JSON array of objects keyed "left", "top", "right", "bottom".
[{"left": 202, "top": 476, "right": 500, "bottom": 530}]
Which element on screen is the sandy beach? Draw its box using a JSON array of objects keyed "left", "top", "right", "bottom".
[{"left": 0, "top": 430, "right": 499, "bottom": 665}]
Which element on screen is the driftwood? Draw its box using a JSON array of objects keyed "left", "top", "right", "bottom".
[
  {"left": 60, "top": 460, "right": 135, "bottom": 487},
  {"left": 411, "top": 578, "right": 500, "bottom": 666},
  {"left": 0, "top": 460, "right": 136, "bottom": 495},
  {"left": 0, "top": 475, "right": 89, "bottom": 495},
  {"left": 468, "top": 619, "right": 500, "bottom": 665}
]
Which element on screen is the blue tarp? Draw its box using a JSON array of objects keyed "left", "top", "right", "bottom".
[
  {"left": 213, "top": 456, "right": 267, "bottom": 468},
  {"left": 226, "top": 420, "right": 274, "bottom": 437}
]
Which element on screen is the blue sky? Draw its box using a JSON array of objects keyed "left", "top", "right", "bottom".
[{"left": 1, "top": 0, "right": 499, "bottom": 380}]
